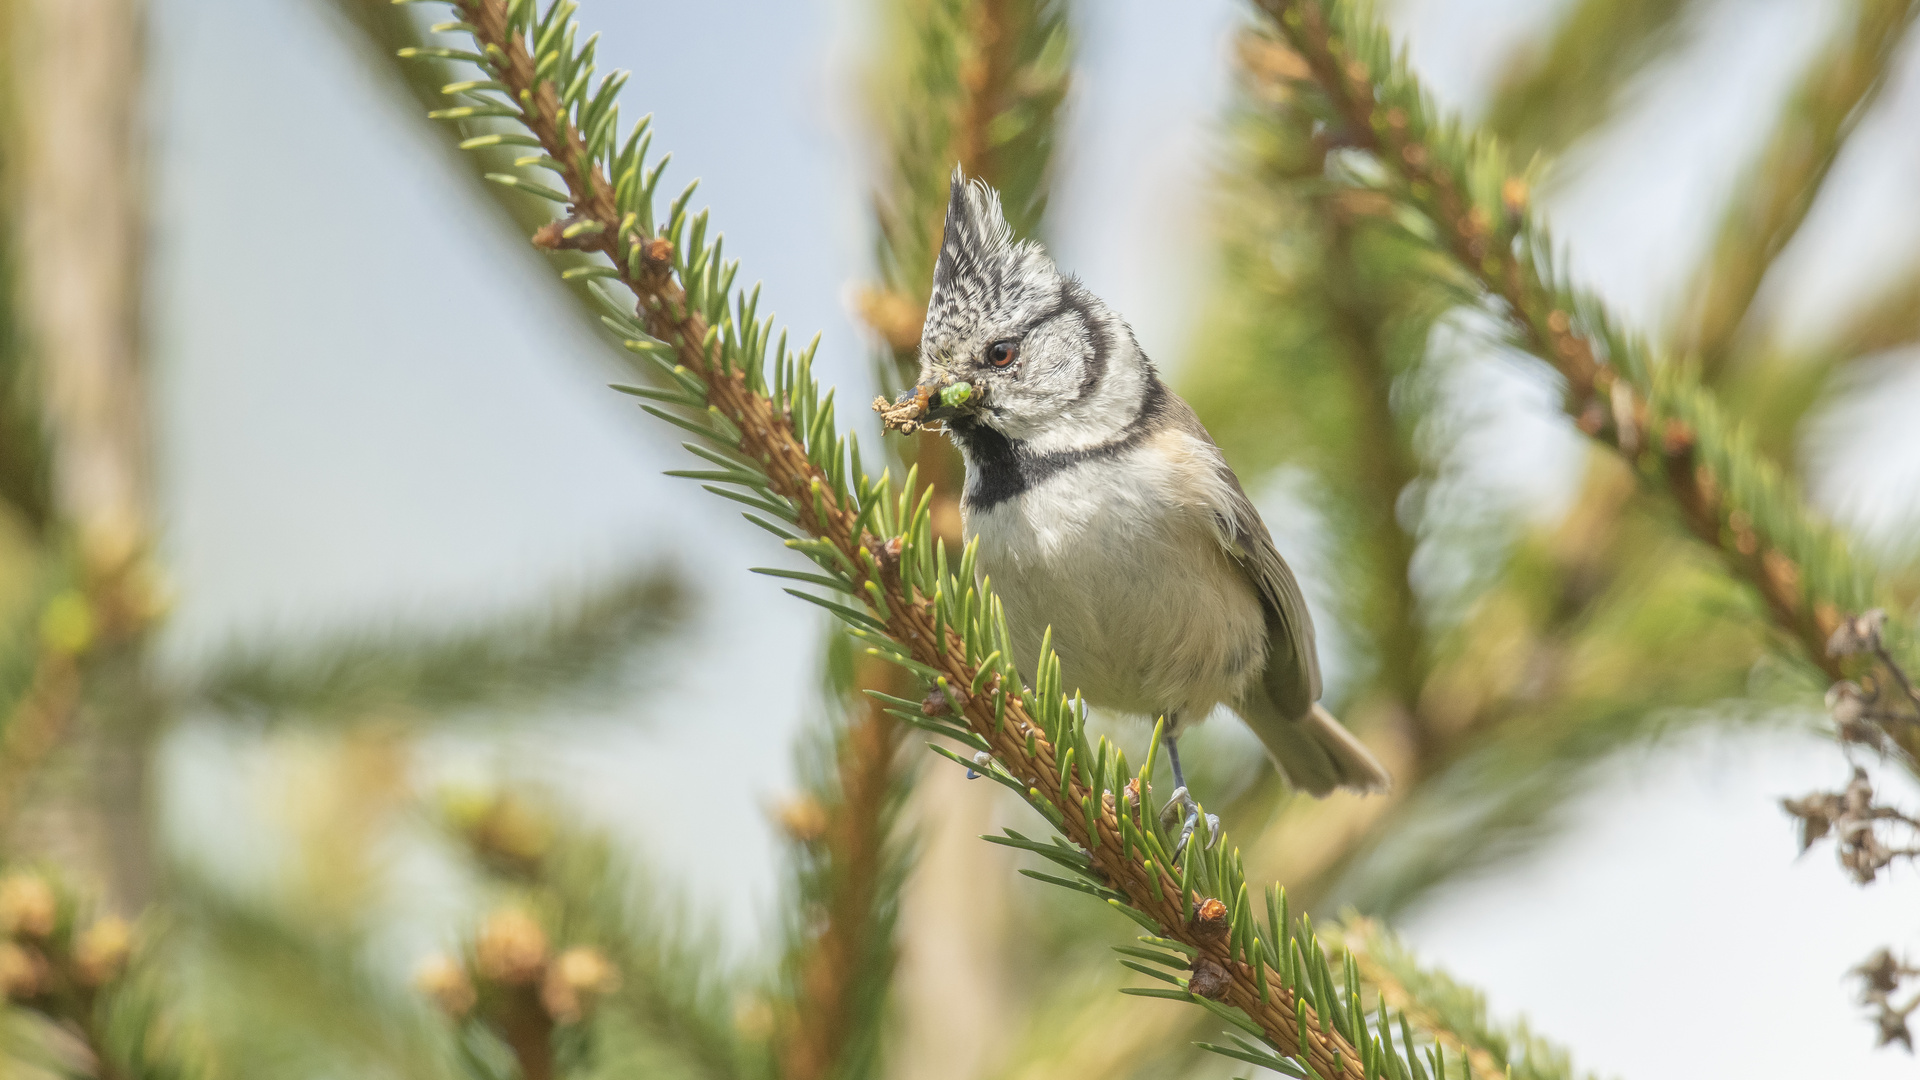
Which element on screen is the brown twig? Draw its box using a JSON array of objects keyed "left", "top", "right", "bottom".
[{"left": 452, "top": 2, "right": 1369, "bottom": 1069}]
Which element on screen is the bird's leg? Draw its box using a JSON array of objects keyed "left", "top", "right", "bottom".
[{"left": 1159, "top": 725, "right": 1220, "bottom": 853}]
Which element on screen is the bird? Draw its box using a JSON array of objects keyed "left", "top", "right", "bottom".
[{"left": 879, "top": 173, "right": 1390, "bottom": 840}]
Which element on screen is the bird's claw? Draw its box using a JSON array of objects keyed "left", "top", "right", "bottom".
[
  {"left": 1159, "top": 786, "right": 1191, "bottom": 831},
  {"left": 1161, "top": 787, "right": 1221, "bottom": 854}
]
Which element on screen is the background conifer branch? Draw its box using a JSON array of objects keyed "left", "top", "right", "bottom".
[
  {"left": 184, "top": 565, "right": 685, "bottom": 727},
  {"left": 1252, "top": 0, "right": 1896, "bottom": 707},
  {"left": 4, "top": 0, "right": 167, "bottom": 911},
  {"left": 433, "top": 793, "right": 751, "bottom": 1080},
  {"left": 1481, "top": 0, "right": 1701, "bottom": 165},
  {"left": 771, "top": 647, "right": 909, "bottom": 1080},
  {"left": 1677, "top": 0, "right": 1920, "bottom": 381}
]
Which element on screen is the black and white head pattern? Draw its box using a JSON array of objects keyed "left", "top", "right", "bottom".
[{"left": 919, "top": 171, "right": 1170, "bottom": 507}]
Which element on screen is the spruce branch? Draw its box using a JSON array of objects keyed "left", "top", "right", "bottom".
[
  {"left": 1252, "top": 0, "right": 1892, "bottom": 707},
  {"left": 441, "top": 792, "right": 756, "bottom": 1080},
  {"left": 771, "top": 651, "right": 910, "bottom": 1080},
  {"left": 1483, "top": 0, "right": 1701, "bottom": 164},
  {"left": 1677, "top": 0, "right": 1920, "bottom": 381},
  {"left": 0, "top": 867, "right": 194, "bottom": 1080},
  {"left": 399, "top": 3, "right": 1469, "bottom": 1074},
  {"left": 184, "top": 565, "right": 685, "bottom": 726}
]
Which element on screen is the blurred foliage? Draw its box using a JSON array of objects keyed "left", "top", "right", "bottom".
[
  {"left": 187, "top": 566, "right": 685, "bottom": 727},
  {"left": 1483, "top": 0, "right": 1701, "bottom": 164},
  {"left": 0, "top": 0, "right": 1915, "bottom": 1076}
]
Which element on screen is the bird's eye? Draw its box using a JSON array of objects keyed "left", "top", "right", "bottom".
[{"left": 986, "top": 340, "right": 1018, "bottom": 368}]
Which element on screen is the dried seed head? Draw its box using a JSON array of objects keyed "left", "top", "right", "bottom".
[
  {"left": 1828, "top": 609, "right": 1888, "bottom": 657},
  {"left": 1827, "top": 680, "right": 1867, "bottom": 726},
  {"left": 1875, "top": 1007, "right": 1913, "bottom": 1050},
  {"left": 72, "top": 916, "right": 132, "bottom": 987},
  {"left": 414, "top": 953, "right": 477, "bottom": 1017},
  {"left": 1781, "top": 791, "right": 1840, "bottom": 851},
  {"left": 0, "top": 874, "right": 57, "bottom": 939},
  {"left": 1855, "top": 948, "right": 1903, "bottom": 995},
  {"left": 475, "top": 907, "right": 549, "bottom": 985},
  {"left": 541, "top": 945, "right": 622, "bottom": 1023}
]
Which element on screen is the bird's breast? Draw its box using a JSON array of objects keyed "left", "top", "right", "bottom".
[{"left": 962, "top": 449, "right": 1266, "bottom": 720}]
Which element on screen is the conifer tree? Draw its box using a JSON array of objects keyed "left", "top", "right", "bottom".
[{"left": 0, "top": 0, "right": 1918, "bottom": 1073}]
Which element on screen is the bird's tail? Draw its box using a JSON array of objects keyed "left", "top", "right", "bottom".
[{"left": 1241, "top": 696, "right": 1391, "bottom": 797}]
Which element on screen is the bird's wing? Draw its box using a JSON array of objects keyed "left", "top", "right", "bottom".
[{"left": 1164, "top": 401, "right": 1322, "bottom": 720}]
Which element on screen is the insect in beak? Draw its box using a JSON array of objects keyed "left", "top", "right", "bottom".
[{"left": 873, "top": 374, "right": 978, "bottom": 434}]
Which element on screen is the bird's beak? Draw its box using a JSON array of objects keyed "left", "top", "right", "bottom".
[{"left": 874, "top": 370, "right": 978, "bottom": 434}]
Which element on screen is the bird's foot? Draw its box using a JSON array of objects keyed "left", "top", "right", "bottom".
[{"left": 1160, "top": 787, "right": 1220, "bottom": 854}]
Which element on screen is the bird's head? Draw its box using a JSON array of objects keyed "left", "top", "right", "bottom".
[{"left": 879, "top": 172, "right": 1150, "bottom": 450}]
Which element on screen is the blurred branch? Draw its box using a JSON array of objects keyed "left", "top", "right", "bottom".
[
  {"left": 1824, "top": 261, "right": 1920, "bottom": 361},
  {"left": 1257, "top": 0, "right": 1895, "bottom": 706},
  {"left": 1678, "top": 0, "right": 1920, "bottom": 381},
  {"left": 771, "top": 651, "right": 909, "bottom": 1080},
  {"left": 0, "top": 867, "right": 198, "bottom": 1080},
  {"left": 1320, "top": 217, "right": 1438, "bottom": 759},
  {"left": 0, "top": 0, "right": 51, "bottom": 536},
  {"left": 442, "top": 792, "right": 756, "bottom": 1080},
  {"left": 3, "top": 0, "right": 166, "bottom": 910},
  {"left": 171, "top": 876, "right": 456, "bottom": 1080},
  {"left": 1715, "top": 258, "right": 1920, "bottom": 473},
  {"left": 1484, "top": 0, "right": 1700, "bottom": 164},
  {"left": 0, "top": 595, "right": 84, "bottom": 835},
  {"left": 185, "top": 565, "right": 684, "bottom": 726},
  {"left": 16, "top": 0, "right": 150, "bottom": 575}
]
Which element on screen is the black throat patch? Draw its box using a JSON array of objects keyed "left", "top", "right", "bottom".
[{"left": 953, "top": 375, "right": 1170, "bottom": 512}]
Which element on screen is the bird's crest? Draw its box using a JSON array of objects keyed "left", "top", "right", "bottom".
[{"left": 925, "top": 169, "right": 1058, "bottom": 342}]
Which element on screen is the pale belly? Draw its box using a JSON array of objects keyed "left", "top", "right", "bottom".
[{"left": 965, "top": 477, "right": 1268, "bottom": 722}]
